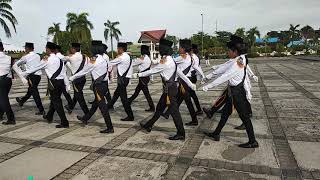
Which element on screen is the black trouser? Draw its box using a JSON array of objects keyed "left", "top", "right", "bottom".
[
  {"left": 209, "top": 88, "right": 252, "bottom": 116},
  {"left": 213, "top": 85, "right": 256, "bottom": 143},
  {"left": 108, "top": 78, "right": 134, "bottom": 119},
  {"left": 71, "top": 77, "right": 89, "bottom": 113},
  {"left": 83, "top": 82, "right": 113, "bottom": 129},
  {"left": 20, "top": 74, "right": 44, "bottom": 112},
  {"left": 189, "top": 75, "right": 201, "bottom": 111},
  {"left": 144, "top": 83, "right": 185, "bottom": 136},
  {"left": 62, "top": 87, "right": 73, "bottom": 108},
  {"left": 128, "top": 77, "right": 154, "bottom": 109},
  {"left": 0, "top": 77, "right": 14, "bottom": 121},
  {"left": 105, "top": 88, "right": 112, "bottom": 103},
  {"left": 164, "top": 80, "right": 198, "bottom": 123},
  {"left": 46, "top": 79, "right": 69, "bottom": 126}
]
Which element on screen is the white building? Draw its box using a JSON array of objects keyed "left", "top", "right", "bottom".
[{"left": 138, "top": 29, "right": 166, "bottom": 60}]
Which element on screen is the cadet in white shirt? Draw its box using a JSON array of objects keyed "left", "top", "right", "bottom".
[
  {"left": 0, "top": 42, "right": 17, "bottom": 125},
  {"left": 64, "top": 43, "right": 89, "bottom": 115},
  {"left": 22, "top": 42, "right": 69, "bottom": 128},
  {"left": 138, "top": 39, "right": 196, "bottom": 141},
  {"left": 162, "top": 39, "right": 199, "bottom": 126},
  {"left": 71, "top": 41, "right": 114, "bottom": 134},
  {"left": 128, "top": 45, "right": 155, "bottom": 112},
  {"left": 189, "top": 44, "right": 205, "bottom": 115},
  {"left": 202, "top": 35, "right": 258, "bottom": 148},
  {"left": 108, "top": 42, "right": 134, "bottom": 121},
  {"left": 15, "top": 42, "right": 45, "bottom": 115},
  {"left": 56, "top": 45, "right": 73, "bottom": 109}
]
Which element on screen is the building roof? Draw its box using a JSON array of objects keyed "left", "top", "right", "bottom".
[
  {"left": 138, "top": 30, "right": 166, "bottom": 43},
  {"left": 256, "top": 37, "right": 280, "bottom": 43},
  {"left": 287, "top": 40, "right": 305, "bottom": 47}
]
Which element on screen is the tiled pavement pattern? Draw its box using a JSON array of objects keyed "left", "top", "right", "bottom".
[{"left": 0, "top": 57, "right": 319, "bottom": 179}]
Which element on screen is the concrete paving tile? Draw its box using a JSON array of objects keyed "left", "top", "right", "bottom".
[{"left": 289, "top": 141, "right": 320, "bottom": 171}]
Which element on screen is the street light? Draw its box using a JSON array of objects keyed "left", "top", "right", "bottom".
[{"left": 201, "top": 13, "right": 204, "bottom": 59}]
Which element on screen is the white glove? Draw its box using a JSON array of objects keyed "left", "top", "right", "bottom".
[
  {"left": 191, "top": 84, "right": 197, "bottom": 91},
  {"left": 21, "top": 78, "right": 28, "bottom": 86},
  {"left": 66, "top": 84, "right": 71, "bottom": 92},
  {"left": 21, "top": 72, "right": 28, "bottom": 77},
  {"left": 69, "top": 77, "right": 74, "bottom": 82},
  {"left": 202, "top": 86, "right": 209, "bottom": 92},
  {"left": 200, "top": 79, "right": 206, "bottom": 85},
  {"left": 253, "top": 75, "right": 259, "bottom": 82},
  {"left": 132, "top": 73, "right": 138, "bottom": 79},
  {"left": 211, "top": 65, "right": 218, "bottom": 70}
]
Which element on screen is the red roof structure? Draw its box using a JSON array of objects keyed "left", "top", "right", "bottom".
[{"left": 138, "top": 30, "right": 166, "bottom": 43}]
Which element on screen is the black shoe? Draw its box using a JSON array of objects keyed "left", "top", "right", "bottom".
[
  {"left": 145, "top": 108, "right": 155, "bottom": 112},
  {"left": 100, "top": 128, "right": 114, "bottom": 134},
  {"left": 56, "top": 124, "right": 69, "bottom": 128},
  {"left": 161, "top": 112, "right": 169, "bottom": 119},
  {"left": 185, "top": 121, "right": 198, "bottom": 126},
  {"left": 16, "top": 97, "right": 23, "bottom": 107},
  {"left": 204, "top": 132, "right": 220, "bottom": 141},
  {"left": 238, "top": 141, "right": 259, "bottom": 148},
  {"left": 140, "top": 122, "right": 152, "bottom": 132},
  {"left": 234, "top": 123, "right": 246, "bottom": 130},
  {"left": 77, "top": 115, "right": 88, "bottom": 125},
  {"left": 35, "top": 111, "right": 45, "bottom": 116},
  {"left": 2, "top": 121, "right": 16, "bottom": 125},
  {"left": 195, "top": 110, "right": 203, "bottom": 115},
  {"left": 64, "top": 105, "right": 73, "bottom": 114},
  {"left": 203, "top": 107, "right": 213, "bottom": 119},
  {"left": 168, "top": 134, "right": 185, "bottom": 141},
  {"left": 121, "top": 117, "right": 134, "bottom": 121}
]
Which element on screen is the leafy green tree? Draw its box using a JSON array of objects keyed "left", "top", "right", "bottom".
[
  {"left": 246, "top": 27, "right": 260, "bottom": 47},
  {"left": 0, "top": 0, "right": 18, "bottom": 38},
  {"left": 216, "top": 31, "right": 232, "bottom": 48},
  {"left": 234, "top": 28, "right": 246, "bottom": 40},
  {"left": 48, "top": 23, "right": 61, "bottom": 44},
  {"left": 289, "top": 24, "right": 301, "bottom": 43},
  {"left": 66, "top": 12, "right": 93, "bottom": 54},
  {"left": 104, "top": 20, "right": 121, "bottom": 59}
]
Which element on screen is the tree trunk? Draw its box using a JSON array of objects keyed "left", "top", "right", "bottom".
[{"left": 111, "top": 34, "right": 114, "bottom": 59}]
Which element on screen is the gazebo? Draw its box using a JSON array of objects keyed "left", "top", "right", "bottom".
[{"left": 138, "top": 29, "right": 166, "bottom": 59}]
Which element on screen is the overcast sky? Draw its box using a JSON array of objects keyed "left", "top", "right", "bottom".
[{"left": 1, "top": 0, "right": 320, "bottom": 52}]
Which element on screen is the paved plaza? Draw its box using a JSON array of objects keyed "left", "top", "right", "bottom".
[{"left": 0, "top": 57, "right": 319, "bottom": 180}]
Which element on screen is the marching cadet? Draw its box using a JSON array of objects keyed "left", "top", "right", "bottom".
[
  {"left": 21, "top": 42, "right": 69, "bottom": 128},
  {"left": 55, "top": 45, "right": 73, "bottom": 109},
  {"left": 202, "top": 56, "right": 258, "bottom": 130},
  {"left": 107, "top": 42, "right": 134, "bottom": 121},
  {"left": 71, "top": 41, "right": 114, "bottom": 134},
  {"left": 188, "top": 44, "right": 205, "bottom": 115},
  {"left": 162, "top": 39, "right": 201, "bottom": 126},
  {"left": 15, "top": 42, "right": 45, "bottom": 116},
  {"left": 137, "top": 39, "right": 196, "bottom": 140},
  {"left": 128, "top": 45, "right": 155, "bottom": 112},
  {"left": 202, "top": 35, "right": 259, "bottom": 148},
  {"left": 64, "top": 43, "right": 89, "bottom": 115},
  {"left": 0, "top": 42, "right": 22, "bottom": 125}
]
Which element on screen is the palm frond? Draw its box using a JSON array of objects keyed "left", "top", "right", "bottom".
[
  {"left": 0, "top": 9, "right": 17, "bottom": 23},
  {"left": 0, "top": 17, "right": 11, "bottom": 37},
  {"left": 104, "top": 28, "right": 109, "bottom": 42},
  {"left": 0, "top": 3, "right": 12, "bottom": 10},
  {"left": 0, "top": 13, "right": 16, "bottom": 32}
]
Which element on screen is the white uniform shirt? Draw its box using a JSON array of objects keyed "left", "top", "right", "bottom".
[
  {"left": 205, "top": 55, "right": 247, "bottom": 89},
  {"left": 0, "top": 52, "right": 12, "bottom": 78},
  {"left": 65, "top": 52, "right": 85, "bottom": 75},
  {"left": 109, "top": 52, "right": 133, "bottom": 78},
  {"left": 132, "top": 55, "right": 152, "bottom": 72},
  {"left": 103, "top": 53, "right": 113, "bottom": 72},
  {"left": 174, "top": 54, "right": 192, "bottom": 74},
  {"left": 24, "top": 53, "right": 64, "bottom": 80},
  {"left": 139, "top": 56, "right": 194, "bottom": 88},
  {"left": 187, "top": 53, "right": 205, "bottom": 78},
  {"left": 70, "top": 55, "right": 109, "bottom": 82},
  {"left": 15, "top": 51, "right": 42, "bottom": 75}
]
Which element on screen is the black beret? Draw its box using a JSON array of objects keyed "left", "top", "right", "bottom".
[
  {"left": 159, "top": 38, "right": 173, "bottom": 56},
  {"left": 179, "top": 39, "right": 192, "bottom": 52},
  {"left": 25, "top": 42, "right": 34, "bottom": 49},
  {"left": 91, "top": 40, "right": 102, "bottom": 46},
  {"left": 71, "top": 43, "right": 81, "bottom": 48},
  {"left": 141, "top": 45, "right": 150, "bottom": 55},
  {"left": 117, "top": 42, "right": 127, "bottom": 51},
  {"left": 46, "top": 42, "right": 56, "bottom": 50}
]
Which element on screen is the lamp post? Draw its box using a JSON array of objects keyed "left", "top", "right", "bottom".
[{"left": 201, "top": 13, "right": 204, "bottom": 59}]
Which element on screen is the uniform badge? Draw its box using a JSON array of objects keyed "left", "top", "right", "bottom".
[{"left": 236, "top": 57, "right": 245, "bottom": 68}]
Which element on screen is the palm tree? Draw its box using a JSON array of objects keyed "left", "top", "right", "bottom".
[
  {"left": 48, "top": 23, "right": 61, "bottom": 43},
  {"left": 246, "top": 27, "right": 261, "bottom": 47},
  {"left": 289, "top": 24, "right": 300, "bottom": 43},
  {"left": 0, "top": 0, "right": 18, "bottom": 38},
  {"left": 234, "top": 28, "right": 246, "bottom": 40},
  {"left": 104, "top": 20, "right": 122, "bottom": 58},
  {"left": 66, "top": 12, "right": 93, "bottom": 53}
]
